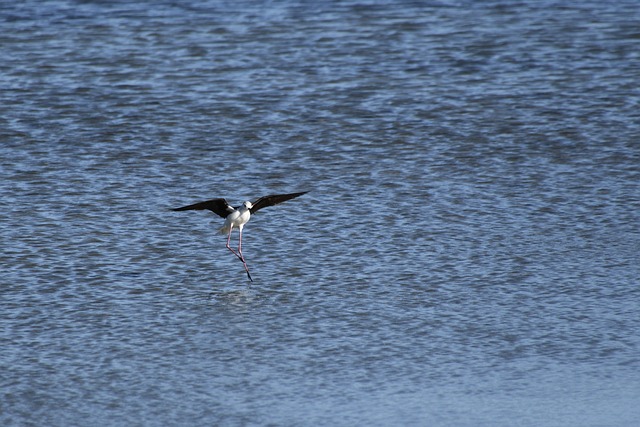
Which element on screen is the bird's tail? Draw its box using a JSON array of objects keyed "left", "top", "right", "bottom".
[{"left": 218, "top": 224, "right": 231, "bottom": 235}]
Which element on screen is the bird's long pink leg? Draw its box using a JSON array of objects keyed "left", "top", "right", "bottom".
[
  {"left": 225, "top": 226, "right": 252, "bottom": 282},
  {"left": 238, "top": 228, "right": 253, "bottom": 282},
  {"left": 225, "top": 226, "right": 242, "bottom": 260}
]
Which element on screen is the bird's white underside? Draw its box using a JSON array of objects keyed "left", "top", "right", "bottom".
[{"left": 218, "top": 204, "right": 252, "bottom": 235}]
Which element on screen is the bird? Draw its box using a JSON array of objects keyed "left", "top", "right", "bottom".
[{"left": 172, "top": 191, "right": 308, "bottom": 282}]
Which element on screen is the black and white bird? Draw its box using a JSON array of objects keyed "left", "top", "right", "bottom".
[{"left": 172, "top": 191, "right": 308, "bottom": 282}]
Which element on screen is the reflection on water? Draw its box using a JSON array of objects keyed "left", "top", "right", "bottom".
[{"left": 1, "top": 1, "right": 639, "bottom": 426}]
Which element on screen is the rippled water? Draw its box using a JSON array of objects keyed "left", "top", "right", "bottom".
[{"left": 2, "top": 1, "right": 639, "bottom": 426}]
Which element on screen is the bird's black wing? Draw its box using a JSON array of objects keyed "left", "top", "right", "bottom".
[
  {"left": 250, "top": 191, "right": 308, "bottom": 214},
  {"left": 171, "top": 198, "right": 235, "bottom": 218}
]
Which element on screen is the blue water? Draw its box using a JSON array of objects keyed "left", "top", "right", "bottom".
[{"left": 1, "top": 1, "right": 639, "bottom": 426}]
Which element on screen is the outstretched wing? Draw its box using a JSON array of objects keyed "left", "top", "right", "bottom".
[
  {"left": 172, "top": 198, "right": 235, "bottom": 218},
  {"left": 250, "top": 191, "right": 308, "bottom": 214}
]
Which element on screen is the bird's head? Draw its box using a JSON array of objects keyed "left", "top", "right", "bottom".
[{"left": 243, "top": 201, "right": 253, "bottom": 209}]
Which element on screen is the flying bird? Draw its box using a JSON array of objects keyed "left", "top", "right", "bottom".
[{"left": 172, "top": 191, "right": 308, "bottom": 282}]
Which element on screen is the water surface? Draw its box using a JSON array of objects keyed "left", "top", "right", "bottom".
[{"left": 1, "top": 1, "right": 639, "bottom": 426}]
